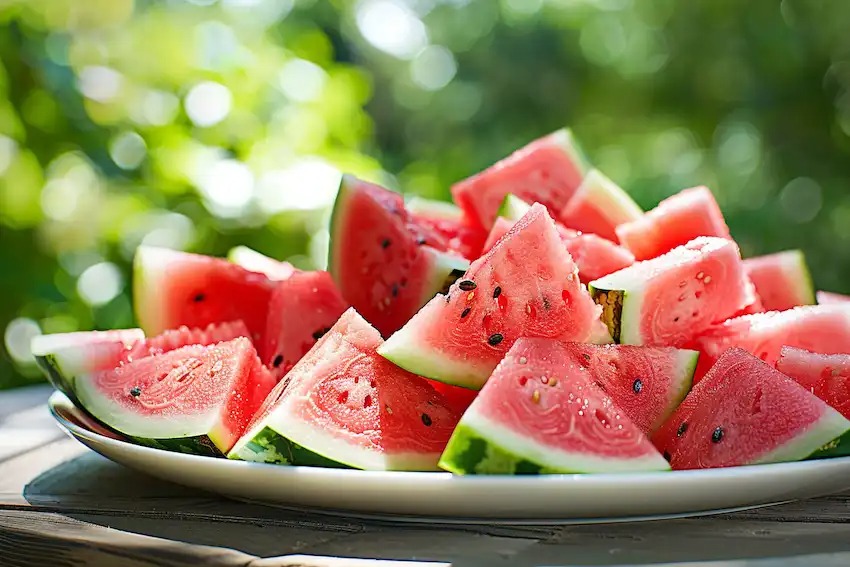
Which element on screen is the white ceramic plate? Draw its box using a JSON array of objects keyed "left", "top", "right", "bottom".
[{"left": 49, "top": 391, "right": 850, "bottom": 524}]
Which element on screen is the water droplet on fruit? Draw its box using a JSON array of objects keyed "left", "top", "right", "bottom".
[
  {"left": 677, "top": 422, "right": 688, "bottom": 437},
  {"left": 712, "top": 426, "right": 724, "bottom": 443},
  {"left": 421, "top": 413, "right": 432, "bottom": 426},
  {"left": 519, "top": 356, "right": 528, "bottom": 365},
  {"left": 540, "top": 376, "right": 549, "bottom": 384},
  {"left": 632, "top": 378, "right": 643, "bottom": 394}
]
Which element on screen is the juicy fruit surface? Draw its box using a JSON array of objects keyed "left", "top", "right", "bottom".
[
  {"left": 616, "top": 187, "right": 731, "bottom": 261},
  {"left": 439, "top": 338, "right": 669, "bottom": 474},
  {"left": 328, "top": 176, "right": 460, "bottom": 337},
  {"left": 776, "top": 347, "right": 850, "bottom": 419},
  {"left": 817, "top": 291, "right": 850, "bottom": 305},
  {"left": 591, "top": 237, "right": 754, "bottom": 347},
  {"left": 407, "top": 197, "right": 487, "bottom": 260},
  {"left": 558, "top": 169, "right": 643, "bottom": 243},
  {"left": 451, "top": 129, "right": 588, "bottom": 229},
  {"left": 562, "top": 343, "right": 697, "bottom": 435},
  {"left": 228, "top": 246, "right": 297, "bottom": 281},
  {"left": 744, "top": 250, "right": 815, "bottom": 311},
  {"left": 260, "top": 271, "right": 348, "bottom": 381},
  {"left": 76, "top": 338, "right": 275, "bottom": 453},
  {"left": 380, "top": 204, "right": 601, "bottom": 389},
  {"left": 653, "top": 348, "right": 850, "bottom": 470},
  {"left": 125, "top": 320, "right": 250, "bottom": 361},
  {"left": 134, "top": 246, "right": 275, "bottom": 341}
]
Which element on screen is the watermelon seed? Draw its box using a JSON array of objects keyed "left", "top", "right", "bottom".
[
  {"left": 381, "top": 238, "right": 391, "bottom": 249},
  {"left": 696, "top": 271, "right": 705, "bottom": 280},
  {"left": 487, "top": 333, "right": 504, "bottom": 346},
  {"left": 519, "top": 356, "right": 527, "bottom": 364},
  {"left": 460, "top": 307, "right": 471, "bottom": 318},
  {"left": 458, "top": 280, "right": 477, "bottom": 291},
  {"left": 338, "top": 391, "right": 349, "bottom": 404},
  {"left": 421, "top": 413, "right": 432, "bottom": 426},
  {"left": 582, "top": 353, "right": 591, "bottom": 362},
  {"left": 467, "top": 292, "right": 475, "bottom": 301},
  {"left": 385, "top": 405, "right": 393, "bottom": 414},
  {"left": 493, "top": 286, "right": 502, "bottom": 298},
  {"left": 678, "top": 281, "right": 687, "bottom": 288},
  {"left": 272, "top": 355, "right": 284, "bottom": 368},
  {"left": 129, "top": 387, "right": 141, "bottom": 397},
  {"left": 663, "top": 451, "right": 671, "bottom": 462},
  {"left": 703, "top": 276, "right": 712, "bottom": 284},
  {"left": 312, "top": 327, "right": 330, "bottom": 340},
  {"left": 391, "top": 284, "right": 399, "bottom": 298},
  {"left": 549, "top": 377, "right": 557, "bottom": 386},
  {"left": 364, "top": 395, "right": 373, "bottom": 408},
  {"left": 416, "top": 236, "right": 427, "bottom": 246},
  {"left": 673, "top": 317, "right": 680, "bottom": 322},
  {"left": 542, "top": 296, "right": 551, "bottom": 310},
  {"left": 677, "top": 422, "right": 688, "bottom": 437},
  {"left": 712, "top": 426, "right": 724, "bottom": 443},
  {"left": 531, "top": 390, "right": 541, "bottom": 404},
  {"left": 632, "top": 379, "right": 643, "bottom": 394},
  {"left": 193, "top": 293, "right": 205, "bottom": 302}
]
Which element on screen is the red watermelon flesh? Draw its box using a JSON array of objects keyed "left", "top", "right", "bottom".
[
  {"left": 126, "top": 320, "right": 250, "bottom": 361},
  {"left": 76, "top": 338, "right": 276, "bottom": 454},
  {"left": 693, "top": 305, "right": 850, "bottom": 379},
  {"left": 818, "top": 291, "right": 850, "bottom": 305},
  {"left": 406, "top": 197, "right": 487, "bottom": 261},
  {"left": 328, "top": 176, "right": 467, "bottom": 337},
  {"left": 428, "top": 379, "right": 479, "bottom": 414},
  {"left": 744, "top": 250, "right": 815, "bottom": 311},
  {"left": 260, "top": 270, "right": 349, "bottom": 381},
  {"left": 134, "top": 246, "right": 276, "bottom": 342},
  {"left": 616, "top": 186, "right": 731, "bottom": 261},
  {"left": 451, "top": 129, "right": 589, "bottom": 230},
  {"left": 652, "top": 348, "right": 850, "bottom": 470},
  {"left": 561, "top": 343, "right": 697, "bottom": 435},
  {"left": 776, "top": 347, "right": 850, "bottom": 419},
  {"left": 438, "top": 338, "right": 669, "bottom": 474},
  {"left": 379, "top": 204, "right": 602, "bottom": 390},
  {"left": 558, "top": 169, "right": 643, "bottom": 243}
]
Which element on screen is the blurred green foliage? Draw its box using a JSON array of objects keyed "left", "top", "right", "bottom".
[{"left": 2, "top": 0, "right": 849, "bottom": 389}]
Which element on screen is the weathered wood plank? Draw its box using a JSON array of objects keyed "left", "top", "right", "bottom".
[{"left": 0, "top": 384, "right": 63, "bottom": 463}]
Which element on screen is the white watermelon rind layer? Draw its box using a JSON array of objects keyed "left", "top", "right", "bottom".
[
  {"left": 549, "top": 128, "right": 592, "bottom": 178},
  {"left": 133, "top": 246, "right": 176, "bottom": 336},
  {"left": 663, "top": 349, "right": 700, "bottom": 429},
  {"left": 774, "top": 249, "right": 816, "bottom": 307},
  {"left": 439, "top": 411, "right": 671, "bottom": 475},
  {"left": 755, "top": 407, "right": 850, "bottom": 465},
  {"left": 567, "top": 169, "right": 644, "bottom": 224},
  {"left": 497, "top": 194, "right": 532, "bottom": 221},
  {"left": 406, "top": 196, "right": 463, "bottom": 223},
  {"left": 587, "top": 284, "right": 644, "bottom": 345}
]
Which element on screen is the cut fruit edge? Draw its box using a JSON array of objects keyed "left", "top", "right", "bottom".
[
  {"left": 755, "top": 406, "right": 850, "bottom": 465},
  {"left": 406, "top": 196, "right": 463, "bottom": 222},
  {"left": 561, "top": 169, "right": 643, "bottom": 225},
  {"left": 227, "top": 246, "right": 296, "bottom": 281}
]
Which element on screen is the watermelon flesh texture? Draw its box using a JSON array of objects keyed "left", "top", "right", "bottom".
[
  {"left": 590, "top": 236, "right": 755, "bottom": 347},
  {"left": 125, "top": 320, "right": 250, "bottom": 361},
  {"left": 406, "top": 197, "right": 487, "bottom": 261},
  {"left": 428, "top": 379, "right": 479, "bottom": 414},
  {"left": 744, "top": 250, "right": 815, "bottom": 311},
  {"left": 229, "top": 309, "right": 460, "bottom": 470},
  {"left": 439, "top": 338, "right": 670, "bottom": 474},
  {"left": 451, "top": 129, "right": 590, "bottom": 230},
  {"left": 134, "top": 246, "right": 276, "bottom": 342},
  {"left": 328, "top": 176, "right": 468, "bottom": 337},
  {"left": 776, "top": 347, "right": 850, "bottom": 419},
  {"left": 558, "top": 169, "right": 643, "bottom": 243},
  {"left": 379, "top": 203, "right": 603, "bottom": 390},
  {"left": 817, "top": 291, "right": 850, "bottom": 305},
  {"left": 561, "top": 343, "right": 698, "bottom": 435},
  {"left": 228, "top": 246, "right": 297, "bottom": 281},
  {"left": 615, "top": 186, "right": 731, "bottom": 261},
  {"left": 693, "top": 305, "right": 850, "bottom": 380},
  {"left": 652, "top": 348, "right": 850, "bottom": 470},
  {"left": 260, "top": 270, "right": 349, "bottom": 381},
  {"left": 76, "top": 338, "right": 276, "bottom": 455}
]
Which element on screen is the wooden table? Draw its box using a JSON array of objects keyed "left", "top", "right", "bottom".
[{"left": 1, "top": 385, "right": 849, "bottom": 567}]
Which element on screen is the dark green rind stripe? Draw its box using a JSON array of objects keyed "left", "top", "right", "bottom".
[
  {"left": 589, "top": 286, "right": 623, "bottom": 344},
  {"left": 34, "top": 354, "right": 78, "bottom": 403},
  {"left": 437, "top": 268, "right": 466, "bottom": 296},
  {"left": 230, "top": 426, "right": 350, "bottom": 469},
  {"left": 326, "top": 176, "right": 354, "bottom": 287},
  {"left": 808, "top": 430, "right": 850, "bottom": 460},
  {"left": 133, "top": 434, "right": 225, "bottom": 458},
  {"left": 438, "top": 423, "right": 546, "bottom": 475}
]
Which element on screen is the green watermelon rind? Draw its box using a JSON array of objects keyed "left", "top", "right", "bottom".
[
  {"left": 809, "top": 430, "right": 850, "bottom": 460},
  {"left": 406, "top": 196, "right": 463, "bottom": 223},
  {"left": 656, "top": 349, "right": 700, "bottom": 432},
  {"left": 784, "top": 249, "right": 817, "bottom": 307},
  {"left": 497, "top": 194, "right": 532, "bottom": 222},
  {"left": 35, "top": 353, "right": 80, "bottom": 403},
  {"left": 327, "top": 174, "right": 363, "bottom": 287},
  {"left": 134, "top": 434, "right": 225, "bottom": 458},
  {"left": 755, "top": 407, "right": 850, "bottom": 464},
  {"left": 438, "top": 413, "right": 671, "bottom": 475},
  {"left": 568, "top": 169, "right": 644, "bottom": 224},
  {"left": 228, "top": 426, "right": 348, "bottom": 468}
]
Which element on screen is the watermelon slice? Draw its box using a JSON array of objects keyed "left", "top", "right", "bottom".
[
  {"left": 590, "top": 237, "right": 755, "bottom": 347},
  {"left": 818, "top": 291, "right": 850, "bottom": 305},
  {"left": 451, "top": 129, "right": 590, "bottom": 230},
  {"left": 260, "top": 270, "right": 349, "bottom": 381},
  {"left": 378, "top": 203, "right": 602, "bottom": 390},
  {"left": 228, "top": 246, "right": 297, "bottom": 281},
  {"left": 406, "top": 197, "right": 487, "bottom": 260},
  {"left": 76, "top": 337, "right": 276, "bottom": 455},
  {"left": 694, "top": 305, "right": 850, "bottom": 374},
  {"left": 652, "top": 348, "right": 850, "bottom": 469},
  {"left": 615, "top": 186, "right": 731, "bottom": 261},
  {"left": 428, "top": 379, "right": 479, "bottom": 414},
  {"left": 558, "top": 169, "right": 643, "bottom": 243},
  {"left": 438, "top": 338, "right": 670, "bottom": 474},
  {"left": 561, "top": 343, "right": 698, "bottom": 435},
  {"left": 328, "top": 175, "right": 469, "bottom": 337},
  {"left": 744, "top": 250, "right": 815, "bottom": 311},
  {"left": 229, "top": 309, "right": 459, "bottom": 470},
  {"left": 134, "top": 246, "right": 276, "bottom": 341},
  {"left": 125, "top": 320, "right": 250, "bottom": 361}
]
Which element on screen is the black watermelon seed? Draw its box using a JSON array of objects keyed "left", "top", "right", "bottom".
[
  {"left": 381, "top": 238, "right": 391, "bottom": 249},
  {"left": 312, "top": 328, "right": 329, "bottom": 341},
  {"left": 488, "top": 333, "right": 504, "bottom": 346},
  {"left": 460, "top": 307, "right": 471, "bottom": 319},
  {"left": 493, "top": 286, "right": 502, "bottom": 298},
  {"left": 582, "top": 353, "right": 591, "bottom": 362},
  {"left": 272, "top": 355, "right": 284, "bottom": 368},
  {"left": 632, "top": 378, "right": 643, "bottom": 394},
  {"left": 416, "top": 236, "right": 427, "bottom": 246},
  {"left": 458, "top": 280, "right": 477, "bottom": 291},
  {"left": 673, "top": 316, "right": 680, "bottom": 323},
  {"left": 663, "top": 451, "right": 671, "bottom": 462},
  {"left": 129, "top": 387, "right": 142, "bottom": 397},
  {"left": 421, "top": 413, "right": 432, "bottom": 426},
  {"left": 193, "top": 293, "right": 205, "bottom": 302},
  {"left": 677, "top": 422, "right": 688, "bottom": 437},
  {"left": 391, "top": 284, "right": 399, "bottom": 298},
  {"left": 712, "top": 426, "right": 724, "bottom": 443},
  {"left": 542, "top": 296, "right": 551, "bottom": 310}
]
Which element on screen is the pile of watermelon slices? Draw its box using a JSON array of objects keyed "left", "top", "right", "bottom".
[{"left": 32, "top": 128, "right": 850, "bottom": 474}]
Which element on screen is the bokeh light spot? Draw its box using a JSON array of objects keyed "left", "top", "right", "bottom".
[
  {"left": 4, "top": 318, "right": 41, "bottom": 365},
  {"left": 356, "top": 0, "right": 428, "bottom": 59},
  {"left": 278, "top": 59, "right": 327, "bottom": 102},
  {"left": 184, "top": 81, "right": 232, "bottom": 127},
  {"left": 198, "top": 159, "right": 255, "bottom": 216},
  {"left": 77, "top": 66, "right": 123, "bottom": 103},
  {"left": 410, "top": 45, "right": 457, "bottom": 91},
  {"left": 109, "top": 131, "right": 147, "bottom": 170},
  {"left": 257, "top": 158, "right": 341, "bottom": 213},
  {"left": 780, "top": 177, "right": 822, "bottom": 224},
  {"left": 77, "top": 262, "right": 124, "bottom": 307}
]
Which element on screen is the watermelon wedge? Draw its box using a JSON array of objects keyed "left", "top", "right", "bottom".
[
  {"left": 76, "top": 337, "right": 276, "bottom": 455},
  {"left": 451, "top": 129, "right": 590, "bottom": 229},
  {"left": 694, "top": 305, "right": 850, "bottom": 374},
  {"left": 328, "top": 175, "right": 469, "bottom": 337},
  {"left": 378, "top": 203, "right": 602, "bottom": 390},
  {"left": 615, "top": 186, "right": 731, "bottom": 261},
  {"left": 134, "top": 246, "right": 276, "bottom": 341},
  {"left": 561, "top": 343, "right": 698, "bottom": 435},
  {"left": 558, "top": 169, "right": 643, "bottom": 243},
  {"left": 438, "top": 338, "right": 670, "bottom": 474},
  {"left": 818, "top": 291, "right": 850, "bottom": 305},
  {"left": 229, "top": 309, "right": 459, "bottom": 470},
  {"left": 744, "top": 250, "right": 815, "bottom": 311},
  {"left": 228, "top": 246, "right": 297, "bottom": 281},
  {"left": 406, "top": 197, "right": 487, "bottom": 260},
  {"left": 260, "top": 270, "right": 348, "bottom": 381},
  {"left": 590, "top": 237, "right": 755, "bottom": 347},
  {"left": 652, "top": 348, "right": 850, "bottom": 469},
  {"left": 125, "top": 320, "right": 250, "bottom": 360}
]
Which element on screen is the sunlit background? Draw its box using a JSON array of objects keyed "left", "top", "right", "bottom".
[{"left": 2, "top": 0, "right": 849, "bottom": 389}]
